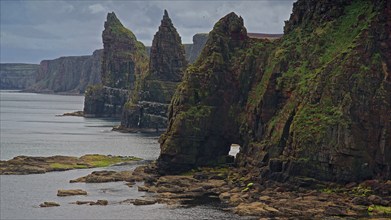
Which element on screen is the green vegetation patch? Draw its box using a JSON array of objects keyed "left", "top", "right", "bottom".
[
  {"left": 368, "top": 205, "right": 391, "bottom": 215},
  {"left": 79, "top": 154, "right": 142, "bottom": 168}
]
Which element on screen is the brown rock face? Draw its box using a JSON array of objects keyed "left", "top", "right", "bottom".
[
  {"left": 157, "top": 1, "right": 391, "bottom": 183},
  {"left": 120, "top": 10, "right": 187, "bottom": 131}
]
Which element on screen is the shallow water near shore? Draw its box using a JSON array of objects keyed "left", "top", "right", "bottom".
[{"left": 0, "top": 90, "right": 243, "bottom": 219}]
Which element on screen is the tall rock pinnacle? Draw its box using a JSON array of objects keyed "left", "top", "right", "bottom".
[
  {"left": 148, "top": 9, "right": 187, "bottom": 82},
  {"left": 101, "top": 12, "right": 147, "bottom": 89},
  {"left": 120, "top": 10, "right": 188, "bottom": 131},
  {"left": 84, "top": 12, "right": 148, "bottom": 118}
]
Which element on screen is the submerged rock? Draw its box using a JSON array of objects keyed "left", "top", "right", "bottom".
[
  {"left": 70, "top": 170, "right": 132, "bottom": 183},
  {"left": 57, "top": 189, "right": 87, "bottom": 197},
  {"left": 133, "top": 198, "right": 157, "bottom": 206},
  {"left": 74, "top": 200, "right": 108, "bottom": 206},
  {"left": 39, "top": 201, "right": 60, "bottom": 208}
]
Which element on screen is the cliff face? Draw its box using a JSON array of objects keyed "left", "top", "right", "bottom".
[
  {"left": 157, "top": 0, "right": 391, "bottom": 183},
  {"left": 84, "top": 12, "right": 148, "bottom": 118},
  {"left": 0, "top": 64, "right": 38, "bottom": 89},
  {"left": 26, "top": 50, "right": 102, "bottom": 94},
  {"left": 120, "top": 10, "right": 187, "bottom": 131},
  {"left": 186, "top": 34, "right": 209, "bottom": 63}
]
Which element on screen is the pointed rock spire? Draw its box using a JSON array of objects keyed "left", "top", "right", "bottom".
[{"left": 148, "top": 10, "right": 187, "bottom": 82}]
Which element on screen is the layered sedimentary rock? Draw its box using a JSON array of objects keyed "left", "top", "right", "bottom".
[
  {"left": 84, "top": 12, "right": 148, "bottom": 118},
  {"left": 158, "top": 0, "right": 391, "bottom": 183},
  {"left": 26, "top": 50, "right": 102, "bottom": 94},
  {"left": 0, "top": 64, "right": 38, "bottom": 89},
  {"left": 120, "top": 10, "right": 187, "bottom": 131}
]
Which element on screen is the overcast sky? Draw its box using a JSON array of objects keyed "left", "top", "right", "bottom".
[{"left": 0, "top": 0, "right": 295, "bottom": 64}]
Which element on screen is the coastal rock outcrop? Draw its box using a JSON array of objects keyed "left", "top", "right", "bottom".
[
  {"left": 157, "top": 0, "right": 391, "bottom": 183},
  {"left": 0, "top": 63, "right": 38, "bottom": 89},
  {"left": 26, "top": 50, "right": 102, "bottom": 94},
  {"left": 119, "top": 10, "right": 187, "bottom": 131},
  {"left": 84, "top": 12, "right": 149, "bottom": 118}
]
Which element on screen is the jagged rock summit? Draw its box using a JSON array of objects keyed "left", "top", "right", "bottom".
[
  {"left": 157, "top": 0, "right": 391, "bottom": 184},
  {"left": 119, "top": 10, "right": 187, "bottom": 131},
  {"left": 148, "top": 10, "right": 187, "bottom": 82},
  {"left": 84, "top": 12, "right": 148, "bottom": 118}
]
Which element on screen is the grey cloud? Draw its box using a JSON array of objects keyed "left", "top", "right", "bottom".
[{"left": 1, "top": 0, "right": 295, "bottom": 63}]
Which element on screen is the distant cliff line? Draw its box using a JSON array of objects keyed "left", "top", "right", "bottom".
[{"left": 1, "top": 32, "right": 280, "bottom": 94}]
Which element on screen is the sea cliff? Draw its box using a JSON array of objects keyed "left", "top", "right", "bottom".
[{"left": 0, "top": 63, "right": 38, "bottom": 89}]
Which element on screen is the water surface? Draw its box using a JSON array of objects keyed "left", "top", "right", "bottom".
[{"left": 0, "top": 91, "right": 242, "bottom": 220}]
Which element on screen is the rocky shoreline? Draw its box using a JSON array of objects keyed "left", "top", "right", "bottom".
[
  {"left": 36, "top": 162, "right": 389, "bottom": 218},
  {"left": 0, "top": 154, "right": 141, "bottom": 175},
  {"left": 4, "top": 154, "right": 388, "bottom": 218}
]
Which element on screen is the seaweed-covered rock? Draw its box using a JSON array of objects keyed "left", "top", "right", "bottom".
[
  {"left": 120, "top": 10, "right": 187, "bottom": 131},
  {"left": 157, "top": 0, "right": 391, "bottom": 183}
]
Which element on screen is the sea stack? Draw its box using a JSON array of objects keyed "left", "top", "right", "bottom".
[
  {"left": 84, "top": 12, "right": 148, "bottom": 117},
  {"left": 120, "top": 10, "right": 187, "bottom": 131}
]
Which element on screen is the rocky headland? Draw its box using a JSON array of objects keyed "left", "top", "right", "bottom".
[
  {"left": 118, "top": 10, "right": 188, "bottom": 132},
  {"left": 157, "top": 0, "right": 391, "bottom": 182}
]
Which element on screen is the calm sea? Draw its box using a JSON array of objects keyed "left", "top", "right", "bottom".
[{"left": 0, "top": 91, "right": 242, "bottom": 220}]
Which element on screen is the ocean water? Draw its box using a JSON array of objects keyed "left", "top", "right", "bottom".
[{"left": 0, "top": 91, "right": 242, "bottom": 220}]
